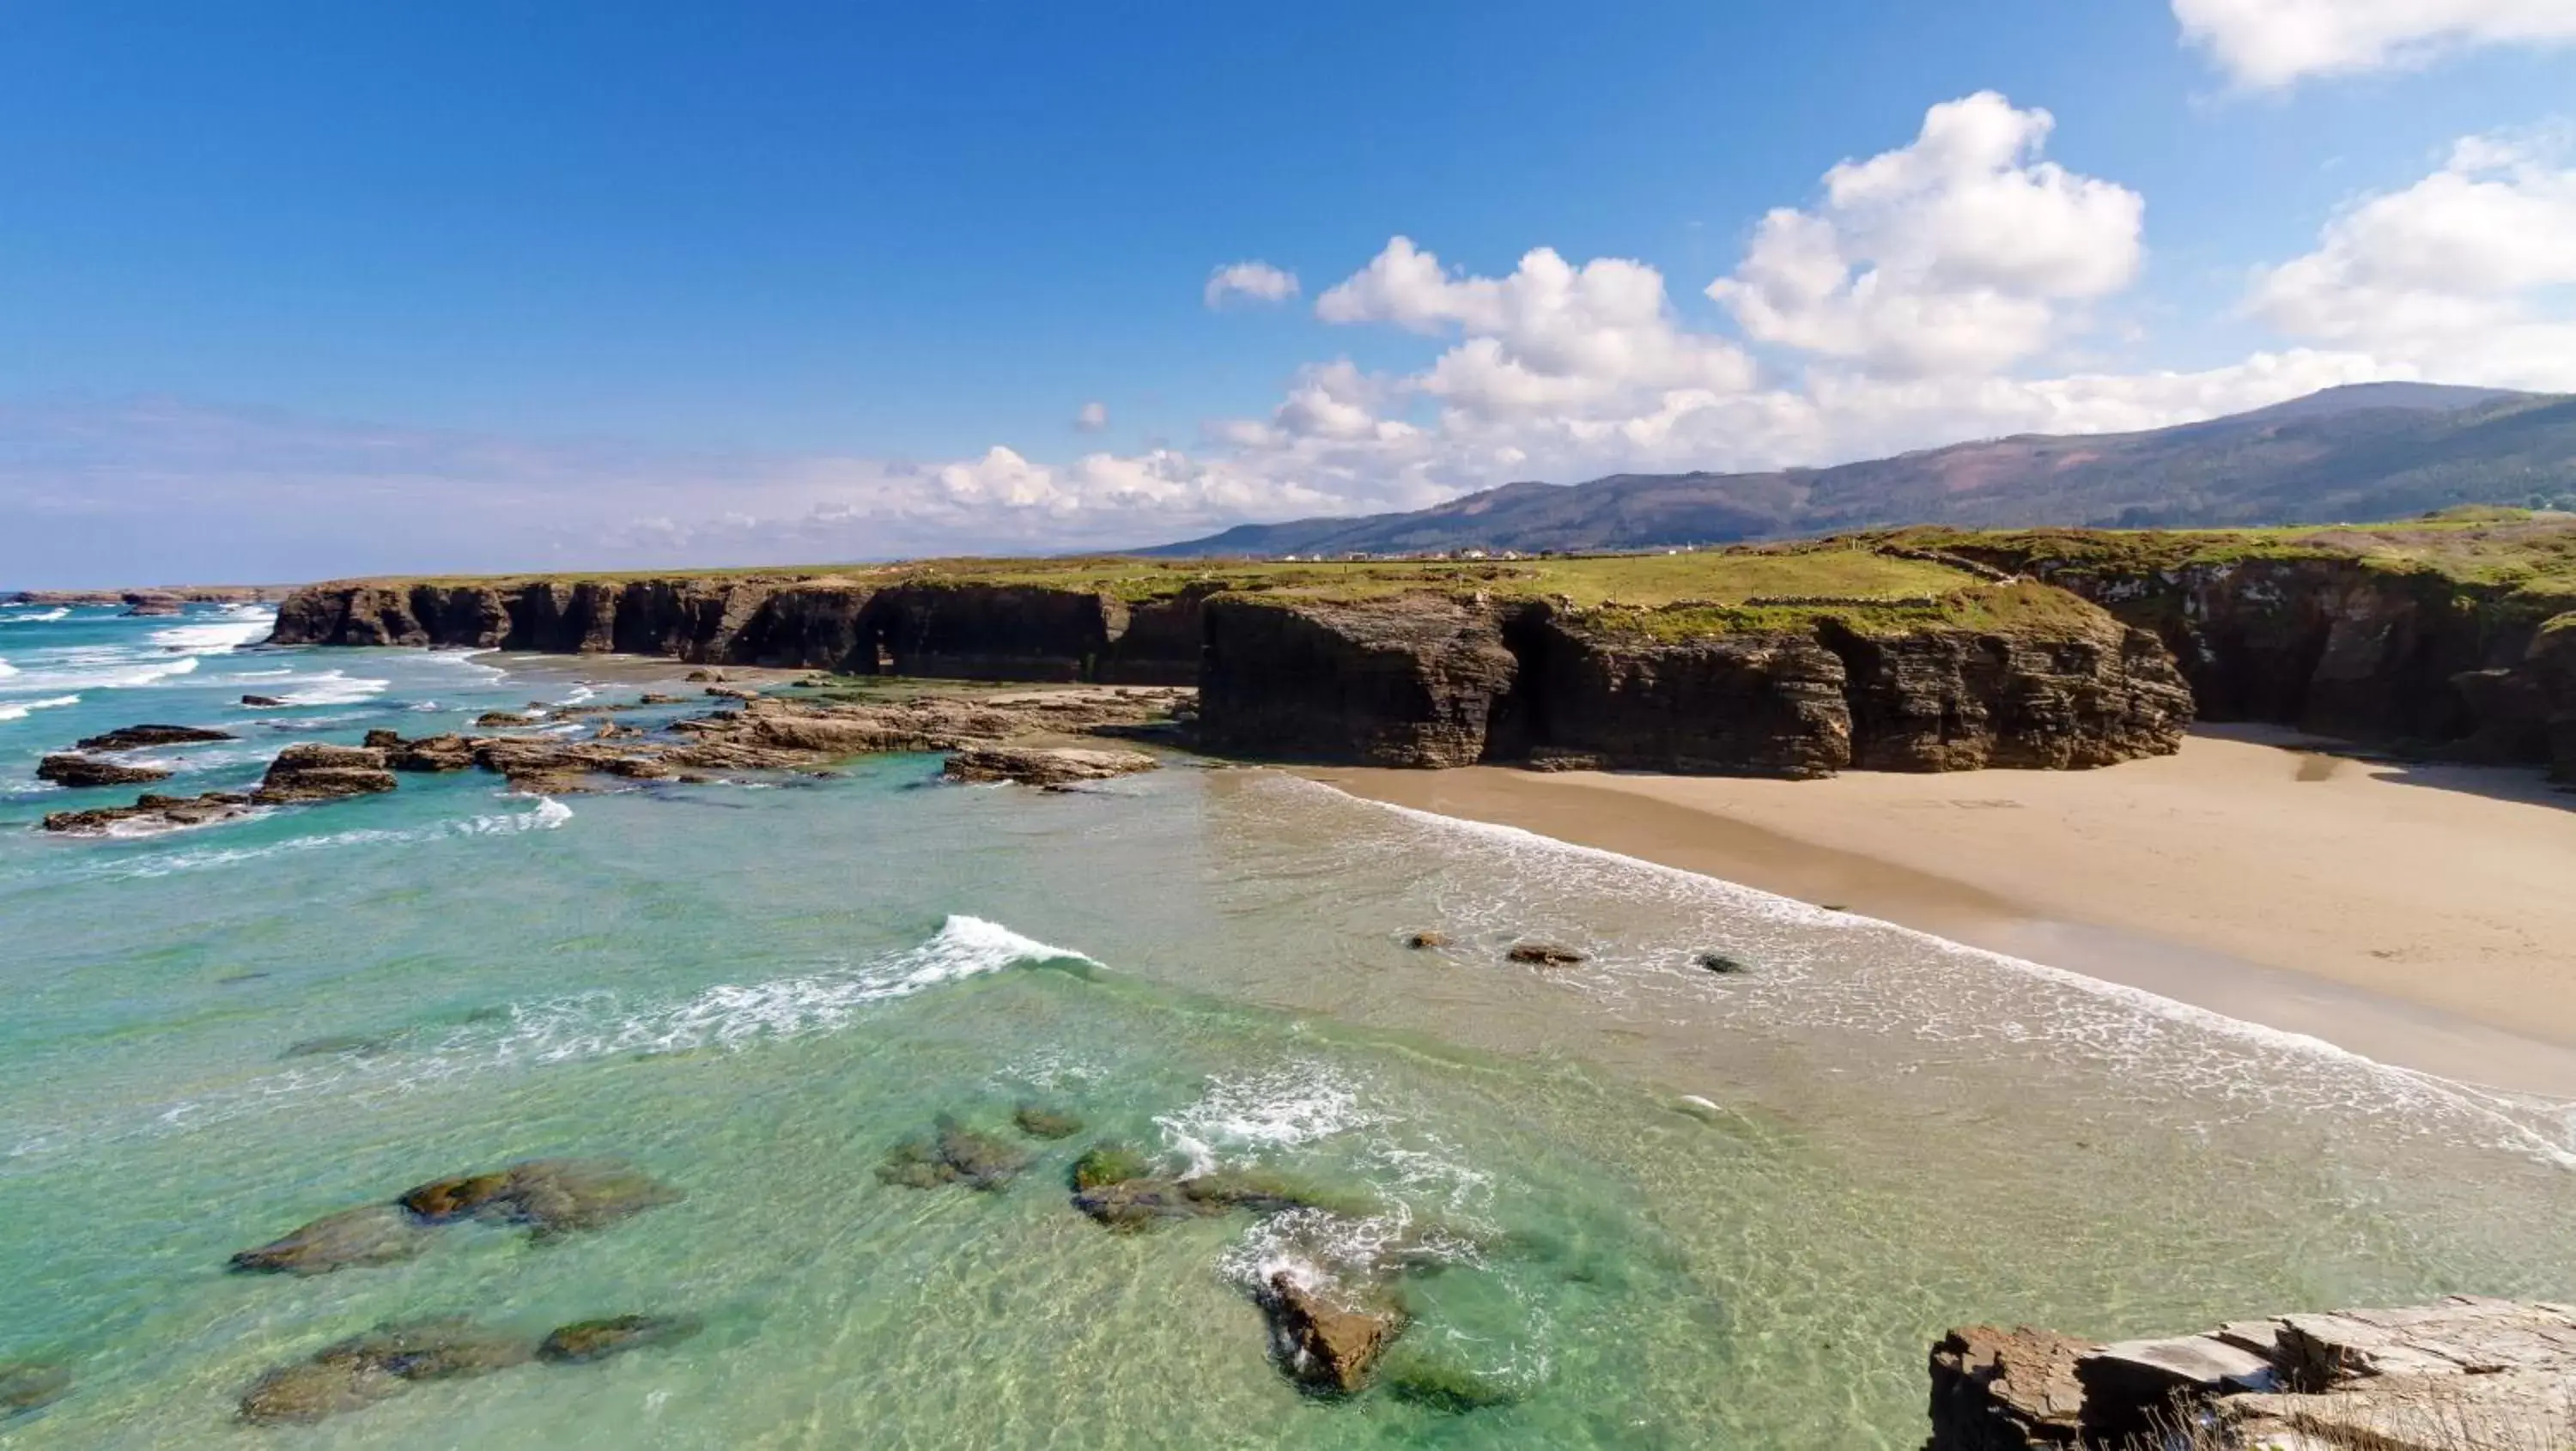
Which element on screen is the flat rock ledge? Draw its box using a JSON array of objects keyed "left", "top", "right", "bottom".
[
  {"left": 940, "top": 745, "right": 1159, "bottom": 790},
  {"left": 1928, "top": 1296, "right": 2576, "bottom": 1450}
]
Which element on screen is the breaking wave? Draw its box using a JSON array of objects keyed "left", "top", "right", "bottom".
[
  {"left": 0, "top": 694, "right": 78, "bottom": 723},
  {"left": 87, "top": 798, "right": 573, "bottom": 878},
  {"left": 0, "top": 608, "right": 69, "bottom": 624}
]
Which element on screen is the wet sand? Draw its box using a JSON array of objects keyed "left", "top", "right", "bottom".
[{"left": 1308, "top": 728, "right": 2576, "bottom": 1097}]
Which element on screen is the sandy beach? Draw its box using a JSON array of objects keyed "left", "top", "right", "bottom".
[{"left": 1309, "top": 727, "right": 2576, "bottom": 1096}]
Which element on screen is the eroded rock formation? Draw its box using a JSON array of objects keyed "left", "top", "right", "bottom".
[{"left": 1927, "top": 1296, "right": 2576, "bottom": 1450}]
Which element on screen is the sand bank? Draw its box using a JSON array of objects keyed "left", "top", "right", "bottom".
[{"left": 1308, "top": 728, "right": 2576, "bottom": 1096}]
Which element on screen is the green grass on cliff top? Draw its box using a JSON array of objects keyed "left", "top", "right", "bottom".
[
  {"left": 368, "top": 543, "right": 1981, "bottom": 612},
  {"left": 1899, "top": 507, "right": 2576, "bottom": 615}
]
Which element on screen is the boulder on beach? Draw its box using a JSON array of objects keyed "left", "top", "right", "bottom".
[
  {"left": 0, "top": 1362, "right": 70, "bottom": 1418},
  {"left": 1505, "top": 943, "right": 1587, "bottom": 967},
  {"left": 1260, "top": 1272, "right": 1406, "bottom": 1394},
  {"left": 36, "top": 754, "right": 173, "bottom": 788},
  {"left": 536, "top": 1314, "right": 703, "bottom": 1364},
  {"left": 398, "top": 1158, "right": 683, "bottom": 1238},
  {"left": 42, "top": 791, "right": 255, "bottom": 835},
  {"left": 73, "top": 724, "right": 234, "bottom": 752},
  {"left": 228, "top": 1203, "right": 432, "bottom": 1276},
  {"left": 704, "top": 684, "right": 761, "bottom": 701},
  {"left": 941, "top": 745, "right": 1160, "bottom": 789},
  {"left": 252, "top": 744, "right": 398, "bottom": 804}
]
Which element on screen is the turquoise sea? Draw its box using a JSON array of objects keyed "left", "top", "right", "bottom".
[{"left": 3, "top": 602, "right": 2573, "bottom": 1448}]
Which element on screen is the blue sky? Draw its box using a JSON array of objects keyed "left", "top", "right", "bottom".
[{"left": 3, "top": 0, "right": 2573, "bottom": 585}]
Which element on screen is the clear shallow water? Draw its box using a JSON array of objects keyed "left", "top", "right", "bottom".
[{"left": 3, "top": 607, "right": 2574, "bottom": 1448}]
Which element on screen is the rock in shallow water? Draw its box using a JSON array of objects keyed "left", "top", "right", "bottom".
[
  {"left": 41, "top": 791, "right": 256, "bottom": 835},
  {"left": 236, "top": 1318, "right": 534, "bottom": 1425},
  {"left": 74, "top": 723, "right": 234, "bottom": 752},
  {"left": 228, "top": 1204, "right": 433, "bottom": 1276},
  {"left": 35, "top": 754, "right": 173, "bottom": 788},
  {"left": 536, "top": 1314, "right": 703, "bottom": 1364},
  {"left": 397, "top": 1158, "right": 683, "bottom": 1237},
  {"left": 1012, "top": 1102, "right": 1084, "bottom": 1139},
  {"left": 0, "top": 1362, "right": 70, "bottom": 1418},
  {"left": 941, "top": 745, "right": 1159, "bottom": 790},
  {"left": 1260, "top": 1272, "right": 1406, "bottom": 1394},
  {"left": 878, "top": 1120, "right": 1035, "bottom": 1192},
  {"left": 1505, "top": 942, "right": 1586, "bottom": 966},
  {"left": 252, "top": 743, "right": 398, "bottom": 804}
]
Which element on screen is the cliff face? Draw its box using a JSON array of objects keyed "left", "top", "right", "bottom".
[
  {"left": 1934, "top": 539, "right": 2576, "bottom": 780},
  {"left": 270, "top": 575, "right": 2193, "bottom": 776},
  {"left": 1195, "top": 593, "right": 2190, "bottom": 775}
]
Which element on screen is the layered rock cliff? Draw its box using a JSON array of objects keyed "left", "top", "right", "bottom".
[
  {"left": 1921, "top": 526, "right": 2576, "bottom": 780},
  {"left": 272, "top": 570, "right": 2194, "bottom": 778}
]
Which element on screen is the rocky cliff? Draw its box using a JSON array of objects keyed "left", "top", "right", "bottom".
[
  {"left": 1917, "top": 525, "right": 2576, "bottom": 780},
  {"left": 270, "top": 568, "right": 2191, "bottom": 776}
]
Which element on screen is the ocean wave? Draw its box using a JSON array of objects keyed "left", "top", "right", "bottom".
[
  {"left": 148, "top": 616, "right": 274, "bottom": 652},
  {"left": 1157, "top": 1059, "right": 1388, "bottom": 1177},
  {"left": 0, "top": 607, "right": 69, "bottom": 623},
  {"left": 0, "top": 693, "right": 80, "bottom": 723},
  {"left": 0, "top": 654, "right": 198, "bottom": 695},
  {"left": 93, "top": 797, "right": 573, "bottom": 878},
  {"left": 419, "top": 648, "right": 508, "bottom": 682},
  {"left": 454, "top": 914, "right": 1091, "bottom": 1065},
  {"left": 274, "top": 670, "right": 390, "bottom": 706}
]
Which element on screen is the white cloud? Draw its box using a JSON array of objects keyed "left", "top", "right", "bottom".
[
  {"left": 1073, "top": 399, "right": 1109, "bottom": 432},
  {"left": 2175, "top": 0, "right": 2576, "bottom": 85},
  {"left": 1706, "top": 91, "right": 2144, "bottom": 379},
  {"left": 1203, "top": 260, "right": 1299, "bottom": 308},
  {"left": 2248, "top": 132, "right": 2576, "bottom": 388}
]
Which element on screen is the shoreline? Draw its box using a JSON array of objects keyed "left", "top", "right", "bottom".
[{"left": 1306, "top": 729, "right": 2576, "bottom": 1099}]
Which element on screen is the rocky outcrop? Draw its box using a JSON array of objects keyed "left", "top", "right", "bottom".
[
  {"left": 1927, "top": 1296, "right": 2576, "bottom": 1450},
  {"left": 1198, "top": 592, "right": 2188, "bottom": 776},
  {"left": 1, "top": 1363, "right": 72, "bottom": 1419},
  {"left": 1261, "top": 1272, "right": 1406, "bottom": 1394},
  {"left": 270, "top": 574, "right": 2189, "bottom": 777},
  {"left": 36, "top": 754, "right": 173, "bottom": 788},
  {"left": 74, "top": 724, "right": 233, "bottom": 752},
  {"left": 252, "top": 744, "right": 397, "bottom": 804},
  {"left": 941, "top": 745, "right": 1159, "bottom": 789},
  {"left": 1933, "top": 537, "right": 2576, "bottom": 780},
  {"left": 41, "top": 791, "right": 255, "bottom": 835}
]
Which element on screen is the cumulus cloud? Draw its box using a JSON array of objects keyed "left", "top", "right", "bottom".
[
  {"left": 1203, "top": 260, "right": 1299, "bottom": 308},
  {"left": 2247, "top": 132, "right": 2576, "bottom": 388},
  {"left": 1705, "top": 91, "right": 2144, "bottom": 378},
  {"left": 1073, "top": 399, "right": 1109, "bottom": 433},
  {"left": 2175, "top": 0, "right": 2576, "bottom": 85}
]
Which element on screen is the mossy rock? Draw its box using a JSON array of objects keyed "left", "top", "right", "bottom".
[
  {"left": 1069, "top": 1144, "right": 1151, "bottom": 1192},
  {"left": 0, "top": 1362, "right": 70, "bottom": 1418}
]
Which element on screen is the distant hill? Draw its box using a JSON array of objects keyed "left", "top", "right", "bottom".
[{"left": 1148, "top": 383, "right": 2576, "bottom": 557}]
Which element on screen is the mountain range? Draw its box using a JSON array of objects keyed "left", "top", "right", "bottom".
[{"left": 1146, "top": 383, "right": 2576, "bottom": 557}]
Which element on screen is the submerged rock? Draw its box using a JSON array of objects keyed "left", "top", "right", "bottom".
[
  {"left": 1012, "top": 1103, "right": 1084, "bottom": 1139},
  {"left": 228, "top": 1204, "right": 432, "bottom": 1277},
  {"left": 1404, "top": 931, "right": 1449, "bottom": 950},
  {"left": 0, "top": 1362, "right": 70, "bottom": 1418},
  {"left": 1382, "top": 1352, "right": 1522, "bottom": 1413},
  {"left": 536, "top": 1314, "right": 703, "bottom": 1364},
  {"left": 252, "top": 744, "right": 398, "bottom": 804},
  {"left": 240, "top": 695, "right": 288, "bottom": 707},
  {"left": 397, "top": 1158, "right": 683, "bottom": 1237},
  {"left": 1259, "top": 1272, "right": 1406, "bottom": 1394},
  {"left": 1071, "top": 1178, "right": 1207, "bottom": 1232},
  {"left": 1505, "top": 943, "right": 1587, "bottom": 966},
  {"left": 35, "top": 754, "right": 173, "bottom": 788},
  {"left": 73, "top": 724, "right": 234, "bottom": 752},
  {"left": 279, "top": 1032, "right": 404, "bottom": 1059},
  {"left": 237, "top": 1318, "right": 535, "bottom": 1425},
  {"left": 1180, "top": 1169, "right": 1370, "bottom": 1217},
  {"left": 942, "top": 745, "right": 1159, "bottom": 790},
  {"left": 878, "top": 1119, "right": 1036, "bottom": 1192},
  {"left": 1068, "top": 1144, "right": 1152, "bottom": 1193},
  {"left": 42, "top": 790, "right": 255, "bottom": 835}
]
